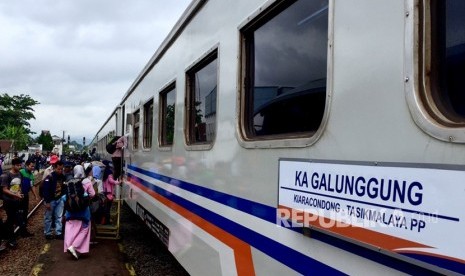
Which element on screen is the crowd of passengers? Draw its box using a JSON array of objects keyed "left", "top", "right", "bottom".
[{"left": 0, "top": 135, "right": 126, "bottom": 260}]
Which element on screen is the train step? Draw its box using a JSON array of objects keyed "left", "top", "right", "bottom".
[{"left": 96, "top": 224, "right": 120, "bottom": 239}]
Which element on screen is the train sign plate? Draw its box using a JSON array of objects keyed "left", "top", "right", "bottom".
[{"left": 278, "top": 159, "right": 465, "bottom": 271}]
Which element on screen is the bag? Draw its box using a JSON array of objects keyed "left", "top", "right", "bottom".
[
  {"left": 38, "top": 167, "right": 54, "bottom": 198},
  {"left": 91, "top": 193, "right": 107, "bottom": 213},
  {"left": 1, "top": 172, "right": 22, "bottom": 201},
  {"left": 106, "top": 136, "right": 121, "bottom": 154},
  {"left": 63, "top": 178, "right": 89, "bottom": 212},
  {"left": 38, "top": 176, "right": 48, "bottom": 198}
]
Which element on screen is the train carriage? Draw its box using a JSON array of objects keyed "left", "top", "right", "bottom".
[{"left": 92, "top": 0, "right": 465, "bottom": 275}]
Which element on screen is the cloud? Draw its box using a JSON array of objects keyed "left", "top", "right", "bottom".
[{"left": 0, "top": 0, "right": 191, "bottom": 143}]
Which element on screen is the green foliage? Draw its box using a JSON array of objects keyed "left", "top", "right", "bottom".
[
  {"left": 0, "top": 125, "right": 30, "bottom": 151},
  {"left": 63, "top": 140, "right": 83, "bottom": 154},
  {"left": 69, "top": 140, "right": 83, "bottom": 150},
  {"left": 194, "top": 100, "right": 203, "bottom": 125},
  {"left": 0, "top": 93, "right": 40, "bottom": 135},
  {"left": 166, "top": 104, "right": 175, "bottom": 144},
  {"left": 36, "top": 132, "right": 54, "bottom": 151}
]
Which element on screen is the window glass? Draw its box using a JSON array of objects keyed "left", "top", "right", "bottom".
[
  {"left": 160, "top": 85, "right": 176, "bottom": 146},
  {"left": 242, "top": 0, "right": 328, "bottom": 138},
  {"left": 143, "top": 99, "right": 153, "bottom": 148},
  {"left": 429, "top": 0, "right": 465, "bottom": 122},
  {"left": 133, "top": 110, "right": 140, "bottom": 149},
  {"left": 186, "top": 51, "right": 218, "bottom": 145}
]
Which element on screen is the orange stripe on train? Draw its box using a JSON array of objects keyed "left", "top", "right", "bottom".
[
  {"left": 278, "top": 205, "right": 432, "bottom": 251},
  {"left": 129, "top": 177, "right": 256, "bottom": 276}
]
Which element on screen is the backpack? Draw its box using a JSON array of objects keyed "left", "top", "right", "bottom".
[
  {"left": 37, "top": 174, "right": 50, "bottom": 198},
  {"left": 63, "top": 178, "right": 89, "bottom": 212},
  {"left": 38, "top": 168, "right": 53, "bottom": 198},
  {"left": 106, "top": 136, "right": 121, "bottom": 154}
]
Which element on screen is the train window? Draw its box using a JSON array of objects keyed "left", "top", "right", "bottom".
[
  {"left": 143, "top": 99, "right": 154, "bottom": 149},
  {"left": 240, "top": 0, "right": 328, "bottom": 141},
  {"left": 421, "top": 0, "right": 465, "bottom": 126},
  {"left": 407, "top": 0, "right": 465, "bottom": 142},
  {"left": 185, "top": 50, "right": 218, "bottom": 147},
  {"left": 133, "top": 109, "right": 140, "bottom": 149},
  {"left": 160, "top": 84, "right": 176, "bottom": 147}
]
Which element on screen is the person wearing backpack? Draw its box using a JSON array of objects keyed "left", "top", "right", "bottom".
[
  {"left": 0, "top": 158, "right": 24, "bottom": 248},
  {"left": 63, "top": 177, "right": 95, "bottom": 260},
  {"left": 42, "top": 160, "right": 66, "bottom": 240}
]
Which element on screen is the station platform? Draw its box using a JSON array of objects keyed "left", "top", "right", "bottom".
[{"left": 31, "top": 238, "right": 134, "bottom": 276}]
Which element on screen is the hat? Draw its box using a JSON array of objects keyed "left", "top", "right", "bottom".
[{"left": 50, "top": 155, "right": 59, "bottom": 164}]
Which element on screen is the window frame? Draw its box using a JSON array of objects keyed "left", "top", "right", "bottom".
[
  {"left": 142, "top": 98, "right": 154, "bottom": 150},
  {"left": 405, "top": 0, "right": 465, "bottom": 143},
  {"left": 237, "top": 0, "right": 333, "bottom": 149},
  {"left": 132, "top": 109, "right": 141, "bottom": 150},
  {"left": 184, "top": 46, "right": 219, "bottom": 150}
]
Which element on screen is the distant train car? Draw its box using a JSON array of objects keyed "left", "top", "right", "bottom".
[{"left": 92, "top": 0, "right": 465, "bottom": 275}]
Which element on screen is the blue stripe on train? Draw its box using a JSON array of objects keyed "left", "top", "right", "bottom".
[
  {"left": 129, "top": 165, "right": 277, "bottom": 223},
  {"left": 128, "top": 172, "right": 343, "bottom": 275},
  {"left": 401, "top": 253, "right": 465, "bottom": 275},
  {"left": 128, "top": 165, "right": 454, "bottom": 275}
]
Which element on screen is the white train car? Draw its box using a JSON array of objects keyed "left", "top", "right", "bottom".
[
  {"left": 90, "top": 109, "right": 120, "bottom": 161},
  {"left": 93, "top": 0, "right": 465, "bottom": 274}
]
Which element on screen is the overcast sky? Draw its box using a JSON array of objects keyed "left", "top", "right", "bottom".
[{"left": 0, "top": 0, "right": 191, "bottom": 144}]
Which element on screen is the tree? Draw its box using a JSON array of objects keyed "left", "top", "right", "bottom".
[
  {"left": 0, "top": 93, "right": 40, "bottom": 135},
  {"left": 0, "top": 125, "right": 30, "bottom": 151},
  {"left": 166, "top": 104, "right": 175, "bottom": 144},
  {"left": 36, "top": 132, "right": 54, "bottom": 151}
]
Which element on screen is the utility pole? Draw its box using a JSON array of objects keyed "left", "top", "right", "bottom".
[{"left": 61, "top": 130, "right": 66, "bottom": 158}]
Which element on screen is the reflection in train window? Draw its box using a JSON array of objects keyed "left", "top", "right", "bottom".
[
  {"left": 185, "top": 50, "right": 218, "bottom": 145},
  {"left": 160, "top": 84, "right": 176, "bottom": 146},
  {"left": 421, "top": 0, "right": 465, "bottom": 126},
  {"left": 133, "top": 109, "right": 140, "bottom": 149},
  {"left": 241, "top": 0, "right": 328, "bottom": 139},
  {"left": 143, "top": 99, "right": 153, "bottom": 149}
]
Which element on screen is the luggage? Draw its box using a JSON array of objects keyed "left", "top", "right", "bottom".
[
  {"left": 63, "top": 178, "right": 89, "bottom": 212},
  {"left": 105, "top": 136, "right": 121, "bottom": 154}
]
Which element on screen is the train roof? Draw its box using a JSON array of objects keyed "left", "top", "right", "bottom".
[
  {"left": 94, "top": 0, "right": 205, "bottom": 142},
  {"left": 121, "top": 0, "right": 205, "bottom": 104}
]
